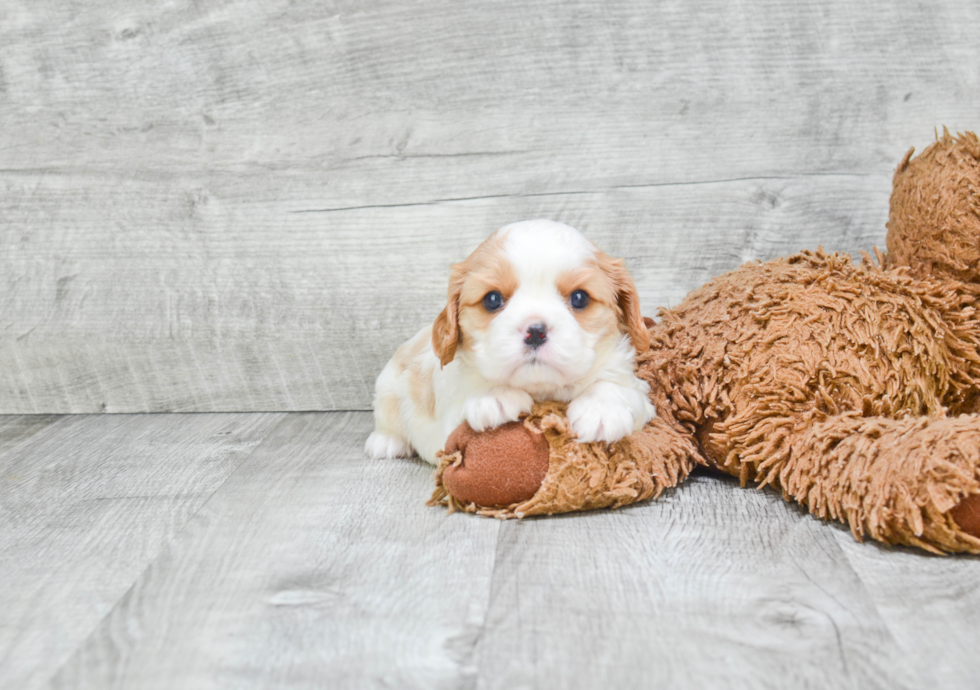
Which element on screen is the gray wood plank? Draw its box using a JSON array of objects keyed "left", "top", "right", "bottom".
[
  {"left": 834, "top": 532, "right": 980, "bottom": 688},
  {"left": 0, "top": 415, "right": 63, "bottom": 451},
  {"left": 0, "top": 173, "right": 891, "bottom": 413},
  {"left": 2, "top": 0, "right": 980, "bottom": 412},
  {"left": 472, "top": 475, "right": 917, "bottom": 690},
  {"left": 0, "top": 412, "right": 285, "bottom": 690},
  {"left": 46, "top": 412, "right": 502, "bottom": 690},
  {"left": 0, "top": 1, "right": 975, "bottom": 183}
]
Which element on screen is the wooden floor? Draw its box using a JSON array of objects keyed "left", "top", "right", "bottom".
[{"left": 2, "top": 412, "right": 979, "bottom": 690}]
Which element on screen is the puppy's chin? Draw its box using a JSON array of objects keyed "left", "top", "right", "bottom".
[
  {"left": 507, "top": 359, "right": 578, "bottom": 391},
  {"left": 470, "top": 335, "right": 599, "bottom": 396}
]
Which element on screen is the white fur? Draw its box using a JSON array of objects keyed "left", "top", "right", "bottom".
[{"left": 365, "top": 219, "right": 656, "bottom": 464}]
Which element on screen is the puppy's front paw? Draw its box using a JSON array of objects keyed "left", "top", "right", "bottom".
[
  {"left": 567, "top": 396, "right": 636, "bottom": 444},
  {"left": 464, "top": 388, "right": 534, "bottom": 432}
]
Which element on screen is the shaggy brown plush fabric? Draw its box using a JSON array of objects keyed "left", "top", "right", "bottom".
[
  {"left": 641, "top": 249, "right": 980, "bottom": 463},
  {"left": 640, "top": 249, "right": 980, "bottom": 552},
  {"left": 887, "top": 129, "right": 980, "bottom": 284},
  {"left": 433, "top": 131, "right": 980, "bottom": 554},
  {"left": 776, "top": 414, "right": 980, "bottom": 553}
]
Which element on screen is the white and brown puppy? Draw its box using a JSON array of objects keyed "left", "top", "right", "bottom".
[{"left": 365, "top": 219, "right": 655, "bottom": 464}]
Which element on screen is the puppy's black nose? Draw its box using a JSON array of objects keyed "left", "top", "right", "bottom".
[{"left": 524, "top": 323, "right": 548, "bottom": 348}]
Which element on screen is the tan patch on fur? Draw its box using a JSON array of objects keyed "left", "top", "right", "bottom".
[
  {"left": 392, "top": 331, "right": 430, "bottom": 374},
  {"left": 407, "top": 359, "right": 437, "bottom": 419},
  {"left": 457, "top": 304, "right": 495, "bottom": 346},
  {"left": 558, "top": 256, "right": 649, "bottom": 352},
  {"left": 594, "top": 250, "right": 650, "bottom": 352},
  {"left": 378, "top": 393, "right": 402, "bottom": 432},
  {"left": 457, "top": 253, "right": 518, "bottom": 309},
  {"left": 434, "top": 231, "right": 517, "bottom": 364},
  {"left": 556, "top": 265, "right": 616, "bottom": 306},
  {"left": 578, "top": 305, "right": 622, "bottom": 347},
  {"left": 557, "top": 263, "right": 621, "bottom": 339}
]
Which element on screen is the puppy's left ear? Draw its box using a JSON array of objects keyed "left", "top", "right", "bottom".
[
  {"left": 599, "top": 253, "right": 650, "bottom": 354},
  {"left": 432, "top": 262, "right": 466, "bottom": 367}
]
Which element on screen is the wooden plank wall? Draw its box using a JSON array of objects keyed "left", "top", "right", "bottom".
[{"left": 2, "top": 0, "right": 978, "bottom": 412}]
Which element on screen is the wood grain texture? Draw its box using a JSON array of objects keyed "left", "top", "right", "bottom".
[
  {"left": 3, "top": 413, "right": 980, "bottom": 688},
  {"left": 473, "top": 475, "right": 916, "bottom": 690},
  {"left": 47, "top": 412, "right": 502, "bottom": 690},
  {"left": 0, "top": 173, "right": 890, "bottom": 413},
  {"left": 2, "top": 0, "right": 980, "bottom": 411},
  {"left": 0, "top": 412, "right": 285, "bottom": 690},
  {"left": 0, "top": 415, "right": 63, "bottom": 452},
  {"left": 833, "top": 533, "right": 980, "bottom": 689}
]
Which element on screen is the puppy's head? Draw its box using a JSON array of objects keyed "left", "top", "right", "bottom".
[{"left": 432, "top": 220, "right": 649, "bottom": 391}]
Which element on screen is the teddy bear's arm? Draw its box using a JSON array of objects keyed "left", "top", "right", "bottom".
[{"left": 431, "top": 402, "right": 703, "bottom": 518}]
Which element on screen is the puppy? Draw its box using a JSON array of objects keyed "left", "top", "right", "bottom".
[{"left": 364, "top": 219, "right": 655, "bottom": 464}]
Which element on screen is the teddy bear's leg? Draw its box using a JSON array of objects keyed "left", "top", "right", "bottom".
[{"left": 728, "top": 413, "right": 980, "bottom": 553}]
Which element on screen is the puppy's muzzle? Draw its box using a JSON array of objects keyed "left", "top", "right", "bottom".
[{"left": 524, "top": 323, "right": 548, "bottom": 349}]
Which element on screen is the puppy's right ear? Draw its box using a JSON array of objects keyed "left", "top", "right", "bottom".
[{"left": 432, "top": 262, "right": 465, "bottom": 367}]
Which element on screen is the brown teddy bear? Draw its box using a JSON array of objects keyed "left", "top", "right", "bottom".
[{"left": 429, "top": 130, "right": 980, "bottom": 555}]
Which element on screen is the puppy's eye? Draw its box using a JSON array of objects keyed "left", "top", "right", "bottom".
[
  {"left": 569, "top": 289, "right": 591, "bottom": 310},
  {"left": 482, "top": 291, "right": 504, "bottom": 312}
]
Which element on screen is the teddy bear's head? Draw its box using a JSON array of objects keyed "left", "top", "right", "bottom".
[{"left": 886, "top": 130, "right": 980, "bottom": 283}]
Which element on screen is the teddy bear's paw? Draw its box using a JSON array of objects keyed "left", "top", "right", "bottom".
[
  {"left": 463, "top": 388, "right": 534, "bottom": 432},
  {"left": 950, "top": 493, "right": 980, "bottom": 539},
  {"left": 568, "top": 383, "right": 655, "bottom": 444},
  {"left": 440, "top": 419, "right": 550, "bottom": 508},
  {"left": 364, "top": 431, "right": 415, "bottom": 460}
]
